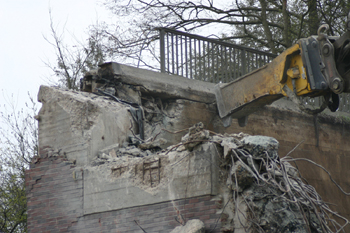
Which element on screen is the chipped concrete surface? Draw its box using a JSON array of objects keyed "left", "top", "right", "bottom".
[
  {"left": 84, "top": 142, "right": 219, "bottom": 215},
  {"left": 37, "top": 85, "right": 133, "bottom": 165},
  {"left": 98, "top": 62, "right": 216, "bottom": 103}
]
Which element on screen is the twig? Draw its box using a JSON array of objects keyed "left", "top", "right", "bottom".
[
  {"left": 284, "top": 140, "right": 304, "bottom": 157},
  {"left": 182, "top": 153, "right": 191, "bottom": 224},
  {"left": 282, "top": 157, "right": 350, "bottom": 195},
  {"left": 209, "top": 197, "right": 232, "bottom": 233},
  {"left": 134, "top": 220, "right": 147, "bottom": 233},
  {"left": 229, "top": 143, "right": 349, "bottom": 232},
  {"left": 208, "top": 130, "right": 219, "bottom": 135}
]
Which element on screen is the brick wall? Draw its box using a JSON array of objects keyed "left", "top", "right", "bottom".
[
  {"left": 69, "top": 196, "right": 222, "bottom": 233},
  {"left": 25, "top": 151, "right": 223, "bottom": 233},
  {"left": 25, "top": 152, "right": 83, "bottom": 233}
]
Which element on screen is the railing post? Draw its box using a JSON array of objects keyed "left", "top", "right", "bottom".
[
  {"left": 241, "top": 49, "right": 246, "bottom": 76},
  {"left": 159, "top": 28, "right": 166, "bottom": 73}
]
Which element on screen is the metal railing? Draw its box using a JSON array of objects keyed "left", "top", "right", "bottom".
[
  {"left": 158, "top": 28, "right": 350, "bottom": 113},
  {"left": 158, "top": 27, "right": 277, "bottom": 83}
]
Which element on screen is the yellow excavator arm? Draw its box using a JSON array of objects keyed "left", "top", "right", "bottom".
[{"left": 215, "top": 20, "right": 350, "bottom": 127}]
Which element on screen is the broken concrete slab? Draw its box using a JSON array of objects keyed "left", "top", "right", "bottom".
[
  {"left": 37, "top": 85, "right": 134, "bottom": 166},
  {"left": 230, "top": 160, "right": 255, "bottom": 192},
  {"left": 98, "top": 143, "right": 119, "bottom": 159},
  {"left": 170, "top": 219, "right": 205, "bottom": 233},
  {"left": 181, "top": 122, "right": 210, "bottom": 151},
  {"left": 138, "top": 138, "right": 167, "bottom": 150},
  {"left": 241, "top": 135, "right": 279, "bottom": 160},
  {"left": 97, "top": 62, "right": 216, "bottom": 103}
]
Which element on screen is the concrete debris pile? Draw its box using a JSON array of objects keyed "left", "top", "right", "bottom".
[
  {"left": 211, "top": 132, "right": 348, "bottom": 232},
  {"left": 89, "top": 121, "right": 348, "bottom": 232},
  {"left": 88, "top": 130, "right": 211, "bottom": 196},
  {"left": 170, "top": 219, "right": 205, "bottom": 233},
  {"left": 181, "top": 122, "right": 211, "bottom": 151}
]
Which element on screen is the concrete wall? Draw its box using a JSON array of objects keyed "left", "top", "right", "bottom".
[
  {"left": 158, "top": 97, "right": 350, "bottom": 228},
  {"left": 27, "top": 63, "right": 350, "bottom": 232},
  {"left": 83, "top": 143, "right": 219, "bottom": 215},
  {"left": 215, "top": 105, "right": 350, "bottom": 225},
  {"left": 28, "top": 85, "right": 225, "bottom": 232},
  {"left": 37, "top": 86, "right": 133, "bottom": 166},
  {"left": 25, "top": 153, "right": 222, "bottom": 233}
]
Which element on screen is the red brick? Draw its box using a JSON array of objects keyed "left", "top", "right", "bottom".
[
  {"left": 184, "top": 213, "right": 195, "bottom": 218},
  {"left": 26, "top": 154, "right": 220, "bottom": 233},
  {"left": 198, "top": 196, "right": 212, "bottom": 201},
  {"left": 188, "top": 198, "right": 199, "bottom": 204},
  {"left": 199, "top": 205, "right": 214, "bottom": 211},
  {"left": 199, "top": 215, "right": 210, "bottom": 220}
]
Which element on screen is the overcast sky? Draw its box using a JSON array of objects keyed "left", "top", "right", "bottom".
[{"left": 0, "top": 0, "right": 111, "bottom": 112}]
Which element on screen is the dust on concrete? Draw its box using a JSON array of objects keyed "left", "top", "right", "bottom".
[{"left": 89, "top": 141, "right": 191, "bottom": 195}]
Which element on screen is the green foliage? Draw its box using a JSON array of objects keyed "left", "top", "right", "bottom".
[
  {"left": 0, "top": 94, "right": 38, "bottom": 233},
  {"left": 0, "top": 172, "right": 27, "bottom": 233}
]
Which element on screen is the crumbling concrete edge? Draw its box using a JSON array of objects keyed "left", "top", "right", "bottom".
[{"left": 98, "top": 62, "right": 216, "bottom": 104}]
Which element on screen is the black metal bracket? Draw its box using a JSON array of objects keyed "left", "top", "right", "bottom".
[{"left": 299, "top": 37, "right": 328, "bottom": 91}]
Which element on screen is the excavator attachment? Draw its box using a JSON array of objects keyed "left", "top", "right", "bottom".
[{"left": 215, "top": 14, "right": 350, "bottom": 127}]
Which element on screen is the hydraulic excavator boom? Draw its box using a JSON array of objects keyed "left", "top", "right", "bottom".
[{"left": 215, "top": 17, "right": 350, "bottom": 127}]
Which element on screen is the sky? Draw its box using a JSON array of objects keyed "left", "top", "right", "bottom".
[
  {"left": 0, "top": 0, "right": 112, "bottom": 113},
  {"left": 0, "top": 0, "right": 231, "bottom": 116}
]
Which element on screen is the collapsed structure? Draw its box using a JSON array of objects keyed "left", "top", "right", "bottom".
[{"left": 26, "top": 62, "right": 350, "bottom": 232}]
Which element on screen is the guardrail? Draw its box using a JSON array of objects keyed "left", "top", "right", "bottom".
[
  {"left": 158, "top": 27, "right": 276, "bottom": 83},
  {"left": 158, "top": 28, "right": 350, "bottom": 113}
]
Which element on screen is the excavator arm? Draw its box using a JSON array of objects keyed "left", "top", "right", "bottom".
[{"left": 215, "top": 18, "right": 350, "bottom": 127}]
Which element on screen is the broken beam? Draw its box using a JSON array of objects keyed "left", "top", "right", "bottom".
[{"left": 98, "top": 62, "right": 216, "bottom": 104}]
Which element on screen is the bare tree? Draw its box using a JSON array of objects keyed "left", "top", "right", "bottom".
[
  {"left": 89, "top": 0, "right": 350, "bottom": 70},
  {"left": 43, "top": 9, "right": 105, "bottom": 90},
  {"left": 0, "top": 8, "right": 104, "bottom": 231}
]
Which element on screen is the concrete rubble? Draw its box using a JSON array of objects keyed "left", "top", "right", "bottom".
[
  {"left": 89, "top": 120, "right": 340, "bottom": 232},
  {"left": 80, "top": 62, "right": 349, "bottom": 232},
  {"left": 170, "top": 219, "right": 205, "bottom": 233},
  {"left": 33, "top": 62, "right": 349, "bottom": 232}
]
